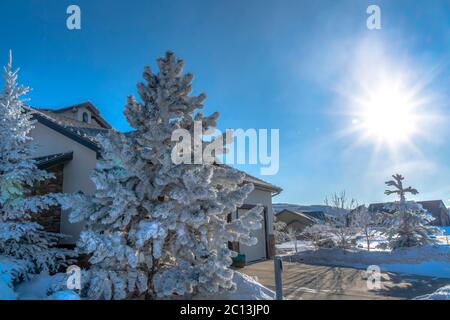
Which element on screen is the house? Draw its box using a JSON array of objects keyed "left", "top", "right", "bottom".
[
  {"left": 300, "top": 210, "right": 327, "bottom": 222},
  {"left": 28, "top": 102, "right": 282, "bottom": 264},
  {"left": 368, "top": 200, "right": 450, "bottom": 226},
  {"left": 275, "top": 209, "right": 320, "bottom": 233}
]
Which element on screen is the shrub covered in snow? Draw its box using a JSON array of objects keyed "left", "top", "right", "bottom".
[{"left": 301, "top": 224, "right": 335, "bottom": 249}]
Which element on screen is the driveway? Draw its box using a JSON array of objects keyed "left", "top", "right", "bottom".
[{"left": 240, "top": 260, "right": 449, "bottom": 300}]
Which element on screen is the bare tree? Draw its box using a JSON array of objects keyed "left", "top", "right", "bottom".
[
  {"left": 324, "top": 190, "right": 358, "bottom": 211},
  {"left": 351, "top": 205, "right": 380, "bottom": 251},
  {"left": 324, "top": 191, "right": 359, "bottom": 227},
  {"left": 329, "top": 224, "right": 357, "bottom": 249},
  {"left": 286, "top": 227, "right": 300, "bottom": 253}
]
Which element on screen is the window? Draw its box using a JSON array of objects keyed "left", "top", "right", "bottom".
[{"left": 82, "top": 112, "right": 89, "bottom": 123}]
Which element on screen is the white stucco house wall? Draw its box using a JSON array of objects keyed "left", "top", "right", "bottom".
[{"left": 28, "top": 102, "right": 282, "bottom": 264}]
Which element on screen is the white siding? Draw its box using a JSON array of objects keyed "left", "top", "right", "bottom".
[{"left": 238, "top": 187, "right": 275, "bottom": 263}]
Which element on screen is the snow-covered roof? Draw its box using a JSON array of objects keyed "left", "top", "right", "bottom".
[{"left": 242, "top": 172, "right": 282, "bottom": 194}]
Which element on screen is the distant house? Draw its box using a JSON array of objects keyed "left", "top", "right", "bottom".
[
  {"left": 27, "top": 102, "right": 282, "bottom": 264},
  {"left": 276, "top": 209, "right": 321, "bottom": 233},
  {"left": 368, "top": 200, "right": 450, "bottom": 226},
  {"left": 300, "top": 210, "right": 327, "bottom": 222}
]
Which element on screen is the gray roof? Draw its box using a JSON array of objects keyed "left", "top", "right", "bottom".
[
  {"left": 277, "top": 209, "right": 322, "bottom": 224},
  {"left": 37, "top": 102, "right": 112, "bottom": 129}
]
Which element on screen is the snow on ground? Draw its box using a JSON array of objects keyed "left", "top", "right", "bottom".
[
  {"left": 0, "top": 256, "right": 28, "bottom": 300},
  {"left": 285, "top": 244, "right": 450, "bottom": 279},
  {"left": 0, "top": 277, "right": 16, "bottom": 300},
  {"left": 276, "top": 240, "right": 315, "bottom": 254},
  {"left": 194, "top": 272, "right": 274, "bottom": 300},
  {"left": 0, "top": 259, "right": 80, "bottom": 301},
  {"left": 15, "top": 272, "right": 80, "bottom": 300},
  {"left": 16, "top": 273, "right": 64, "bottom": 300},
  {"left": 415, "top": 285, "right": 450, "bottom": 300},
  {"left": 48, "top": 290, "right": 81, "bottom": 300},
  {"left": 279, "top": 226, "right": 450, "bottom": 279}
]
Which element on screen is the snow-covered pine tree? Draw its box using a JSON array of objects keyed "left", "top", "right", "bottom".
[
  {"left": 383, "top": 174, "right": 438, "bottom": 249},
  {"left": 62, "top": 51, "right": 263, "bottom": 299},
  {"left": 0, "top": 52, "right": 71, "bottom": 273}
]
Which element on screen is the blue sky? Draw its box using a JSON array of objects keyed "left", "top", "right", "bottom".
[{"left": 1, "top": 0, "right": 449, "bottom": 206}]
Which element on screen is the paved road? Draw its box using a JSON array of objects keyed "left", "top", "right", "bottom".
[{"left": 240, "top": 260, "right": 448, "bottom": 300}]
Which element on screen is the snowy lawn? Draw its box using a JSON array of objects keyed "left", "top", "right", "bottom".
[
  {"left": 280, "top": 226, "right": 450, "bottom": 279},
  {"left": 285, "top": 244, "right": 450, "bottom": 279}
]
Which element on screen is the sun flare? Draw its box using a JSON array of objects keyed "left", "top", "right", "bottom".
[{"left": 356, "top": 83, "right": 418, "bottom": 145}]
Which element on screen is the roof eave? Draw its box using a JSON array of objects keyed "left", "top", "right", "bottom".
[{"left": 32, "top": 113, "right": 101, "bottom": 157}]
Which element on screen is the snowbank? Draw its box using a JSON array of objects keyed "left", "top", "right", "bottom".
[
  {"left": 15, "top": 272, "right": 80, "bottom": 300},
  {"left": 48, "top": 290, "right": 81, "bottom": 300},
  {"left": 276, "top": 240, "right": 315, "bottom": 254},
  {"left": 286, "top": 245, "right": 450, "bottom": 278},
  {"left": 16, "top": 273, "right": 65, "bottom": 300},
  {"left": 415, "top": 285, "right": 450, "bottom": 300},
  {"left": 0, "top": 278, "right": 16, "bottom": 300},
  {"left": 194, "top": 272, "right": 274, "bottom": 300},
  {"left": 0, "top": 256, "right": 28, "bottom": 300}
]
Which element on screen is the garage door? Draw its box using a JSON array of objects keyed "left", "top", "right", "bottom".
[{"left": 238, "top": 208, "right": 267, "bottom": 263}]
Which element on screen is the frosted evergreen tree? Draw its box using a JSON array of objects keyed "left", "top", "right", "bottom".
[
  {"left": 383, "top": 174, "right": 438, "bottom": 249},
  {"left": 62, "top": 51, "right": 263, "bottom": 299},
  {"left": 0, "top": 52, "right": 71, "bottom": 273}
]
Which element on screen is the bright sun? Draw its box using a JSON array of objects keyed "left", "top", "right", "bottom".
[
  {"left": 348, "top": 79, "right": 424, "bottom": 148},
  {"left": 336, "top": 40, "right": 440, "bottom": 156},
  {"left": 359, "top": 84, "right": 417, "bottom": 144}
]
